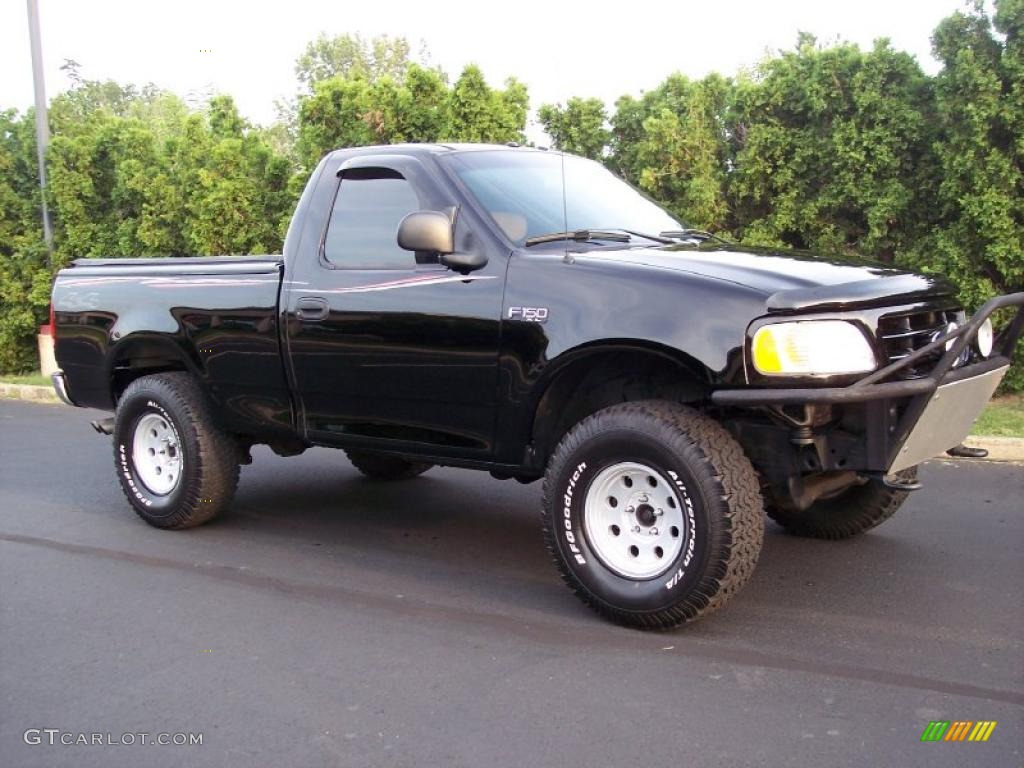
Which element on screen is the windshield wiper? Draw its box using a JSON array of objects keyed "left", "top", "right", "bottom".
[
  {"left": 659, "top": 229, "right": 729, "bottom": 243},
  {"left": 604, "top": 228, "right": 675, "bottom": 245},
  {"left": 524, "top": 229, "right": 632, "bottom": 247}
]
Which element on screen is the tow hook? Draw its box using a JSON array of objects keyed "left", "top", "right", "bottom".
[
  {"left": 880, "top": 473, "right": 923, "bottom": 492},
  {"left": 91, "top": 417, "right": 114, "bottom": 435}
]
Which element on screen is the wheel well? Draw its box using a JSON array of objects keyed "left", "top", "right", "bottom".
[
  {"left": 109, "top": 339, "right": 192, "bottom": 403},
  {"left": 531, "top": 347, "right": 710, "bottom": 465}
]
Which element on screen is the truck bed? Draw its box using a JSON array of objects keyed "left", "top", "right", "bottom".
[{"left": 52, "top": 254, "right": 294, "bottom": 438}]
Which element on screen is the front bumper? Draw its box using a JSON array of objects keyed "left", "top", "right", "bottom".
[{"left": 712, "top": 292, "right": 1024, "bottom": 472}]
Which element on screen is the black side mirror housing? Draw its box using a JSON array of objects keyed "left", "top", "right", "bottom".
[
  {"left": 397, "top": 210, "right": 488, "bottom": 273},
  {"left": 440, "top": 251, "right": 488, "bottom": 273}
]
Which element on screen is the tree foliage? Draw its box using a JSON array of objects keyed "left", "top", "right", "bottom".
[
  {"left": 607, "top": 74, "right": 733, "bottom": 230},
  {"left": 1, "top": 3, "right": 1022, "bottom": 390},
  {"left": 901, "top": 0, "right": 1024, "bottom": 387},
  {"left": 45, "top": 89, "right": 289, "bottom": 261},
  {"left": 900, "top": 1, "right": 1022, "bottom": 298},
  {"left": 295, "top": 64, "right": 528, "bottom": 171},
  {"left": 537, "top": 97, "right": 609, "bottom": 160},
  {"left": 0, "top": 108, "right": 50, "bottom": 372},
  {"left": 276, "top": 33, "right": 432, "bottom": 161},
  {"left": 726, "top": 37, "right": 935, "bottom": 258},
  {"left": 295, "top": 33, "right": 424, "bottom": 90}
]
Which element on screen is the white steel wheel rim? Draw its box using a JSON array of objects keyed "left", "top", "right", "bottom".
[
  {"left": 131, "top": 412, "right": 183, "bottom": 496},
  {"left": 583, "top": 461, "right": 687, "bottom": 580}
]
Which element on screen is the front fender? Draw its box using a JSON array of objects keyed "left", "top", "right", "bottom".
[{"left": 492, "top": 251, "right": 765, "bottom": 464}]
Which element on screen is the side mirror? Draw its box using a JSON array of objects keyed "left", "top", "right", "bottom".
[
  {"left": 397, "top": 210, "right": 489, "bottom": 273},
  {"left": 397, "top": 211, "right": 454, "bottom": 255}
]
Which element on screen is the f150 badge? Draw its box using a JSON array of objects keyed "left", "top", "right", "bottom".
[{"left": 508, "top": 306, "right": 549, "bottom": 322}]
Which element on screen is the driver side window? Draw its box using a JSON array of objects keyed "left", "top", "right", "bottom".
[{"left": 323, "top": 169, "right": 420, "bottom": 269}]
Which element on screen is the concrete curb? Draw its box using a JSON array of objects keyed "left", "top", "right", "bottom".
[
  {"left": 2, "top": 381, "right": 1022, "bottom": 462},
  {"left": 962, "top": 436, "right": 1024, "bottom": 463},
  {"left": 0, "top": 382, "right": 61, "bottom": 404}
]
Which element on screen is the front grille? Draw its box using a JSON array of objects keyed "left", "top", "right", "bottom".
[{"left": 876, "top": 306, "right": 963, "bottom": 378}]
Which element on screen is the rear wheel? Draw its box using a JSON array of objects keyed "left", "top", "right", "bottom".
[
  {"left": 767, "top": 468, "right": 918, "bottom": 539},
  {"left": 345, "top": 450, "right": 433, "bottom": 481},
  {"left": 541, "top": 401, "right": 764, "bottom": 629},
  {"left": 113, "top": 373, "right": 240, "bottom": 529}
]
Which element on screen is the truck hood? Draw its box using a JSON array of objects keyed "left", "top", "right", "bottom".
[{"left": 583, "top": 242, "right": 957, "bottom": 313}]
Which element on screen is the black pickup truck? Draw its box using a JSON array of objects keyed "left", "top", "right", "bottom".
[{"left": 51, "top": 143, "right": 1023, "bottom": 629}]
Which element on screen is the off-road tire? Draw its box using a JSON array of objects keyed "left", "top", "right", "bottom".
[
  {"left": 113, "top": 372, "right": 240, "bottom": 529},
  {"left": 345, "top": 450, "right": 433, "bottom": 481},
  {"left": 541, "top": 400, "right": 764, "bottom": 629},
  {"left": 766, "top": 468, "right": 918, "bottom": 540}
]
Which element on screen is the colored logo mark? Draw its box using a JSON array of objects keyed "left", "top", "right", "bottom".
[{"left": 920, "top": 721, "right": 997, "bottom": 742}]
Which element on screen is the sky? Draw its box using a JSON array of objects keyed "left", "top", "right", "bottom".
[{"left": 2, "top": 0, "right": 969, "bottom": 141}]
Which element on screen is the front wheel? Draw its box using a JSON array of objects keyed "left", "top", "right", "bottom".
[
  {"left": 113, "top": 373, "right": 240, "bottom": 529},
  {"left": 541, "top": 401, "right": 765, "bottom": 629}
]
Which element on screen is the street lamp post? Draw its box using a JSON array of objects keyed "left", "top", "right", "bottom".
[{"left": 27, "top": 0, "right": 54, "bottom": 255}]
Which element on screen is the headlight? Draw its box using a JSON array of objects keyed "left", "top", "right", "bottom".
[
  {"left": 752, "top": 320, "right": 877, "bottom": 376},
  {"left": 976, "top": 317, "right": 994, "bottom": 358}
]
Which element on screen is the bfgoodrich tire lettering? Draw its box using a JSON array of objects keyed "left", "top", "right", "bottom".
[
  {"left": 113, "top": 373, "right": 240, "bottom": 529},
  {"left": 541, "top": 401, "right": 764, "bottom": 629}
]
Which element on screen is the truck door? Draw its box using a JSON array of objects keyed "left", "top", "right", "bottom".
[{"left": 283, "top": 154, "right": 505, "bottom": 460}]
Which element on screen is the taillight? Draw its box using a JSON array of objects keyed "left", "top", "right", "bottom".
[{"left": 49, "top": 303, "right": 56, "bottom": 338}]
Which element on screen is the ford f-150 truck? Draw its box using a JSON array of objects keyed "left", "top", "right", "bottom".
[{"left": 51, "top": 143, "right": 1024, "bottom": 629}]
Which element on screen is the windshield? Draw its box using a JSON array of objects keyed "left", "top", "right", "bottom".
[{"left": 442, "top": 150, "right": 683, "bottom": 246}]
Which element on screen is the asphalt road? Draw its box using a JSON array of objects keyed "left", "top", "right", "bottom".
[{"left": 1, "top": 400, "right": 1021, "bottom": 768}]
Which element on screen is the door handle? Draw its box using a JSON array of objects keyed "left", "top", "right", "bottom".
[{"left": 296, "top": 296, "right": 329, "bottom": 322}]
